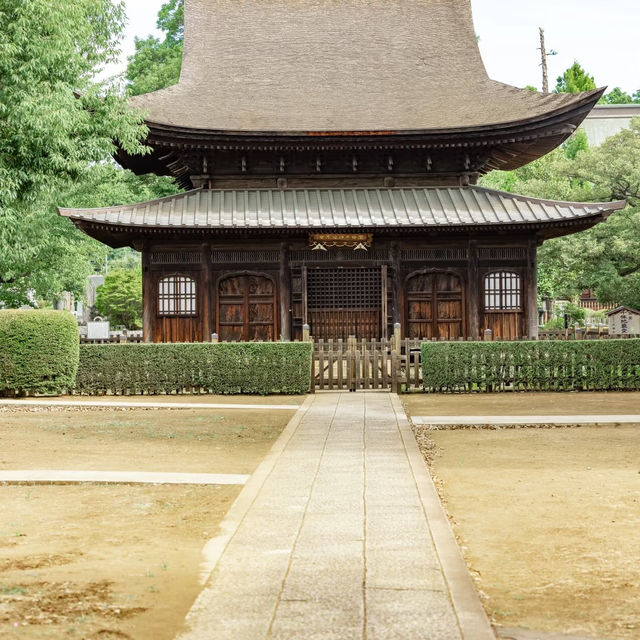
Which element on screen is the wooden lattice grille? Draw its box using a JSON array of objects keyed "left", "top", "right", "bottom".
[
  {"left": 307, "top": 268, "right": 381, "bottom": 310},
  {"left": 157, "top": 275, "right": 197, "bottom": 316},
  {"left": 478, "top": 247, "right": 527, "bottom": 261},
  {"left": 151, "top": 251, "right": 202, "bottom": 264},
  {"left": 401, "top": 248, "right": 468, "bottom": 261},
  {"left": 212, "top": 250, "right": 279, "bottom": 263},
  {"left": 484, "top": 271, "right": 522, "bottom": 310},
  {"left": 291, "top": 249, "right": 388, "bottom": 263},
  {"left": 307, "top": 268, "right": 382, "bottom": 340}
]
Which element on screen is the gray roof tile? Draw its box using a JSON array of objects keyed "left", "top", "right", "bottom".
[{"left": 58, "top": 187, "right": 625, "bottom": 231}]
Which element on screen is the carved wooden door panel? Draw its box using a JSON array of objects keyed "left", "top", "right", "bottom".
[
  {"left": 406, "top": 272, "right": 465, "bottom": 339},
  {"left": 217, "top": 275, "right": 276, "bottom": 341}
]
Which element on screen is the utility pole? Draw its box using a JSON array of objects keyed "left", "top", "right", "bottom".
[
  {"left": 538, "top": 27, "right": 557, "bottom": 93},
  {"left": 539, "top": 27, "right": 549, "bottom": 93}
]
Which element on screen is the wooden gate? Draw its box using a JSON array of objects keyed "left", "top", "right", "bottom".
[{"left": 312, "top": 336, "right": 423, "bottom": 391}]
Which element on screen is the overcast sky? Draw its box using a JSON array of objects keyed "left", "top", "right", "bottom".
[{"left": 110, "top": 0, "right": 639, "bottom": 93}]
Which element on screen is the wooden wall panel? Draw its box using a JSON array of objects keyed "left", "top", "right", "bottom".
[{"left": 483, "top": 312, "right": 524, "bottom": 340}]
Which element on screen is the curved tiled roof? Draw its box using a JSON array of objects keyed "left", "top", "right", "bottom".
[
  {"left": 130, "top": 0, "right": 603, "bottom": 133},
  {"left": 59, "top": 187, "right": 625, "bottom": 230}
]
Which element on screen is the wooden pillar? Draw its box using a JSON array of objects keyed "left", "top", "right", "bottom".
[
  {"left": 526, "top": 238, "right": 539, "bottom": 340},
  {"left": 390, "top": 243, "right": 402, "bottom": 333},
  {"left": 279, "top": 243, "right": 292, "bottom": 341},
  {"left": 302, "top": 265, "right": 308, "bottom": 326},
  {"left": 142, "top": 247, "right": 153, "bottom": 343},
  {"left": 381, "top": 264, "right": 388, "bottom": 339},
  {"left": 201, "top": 243, "right": 213, "bottom": 341},
  {"left": 467, "top": 239, "right": 480, "bottom": 339}
]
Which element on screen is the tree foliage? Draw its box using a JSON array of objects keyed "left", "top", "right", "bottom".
[
  {"left": 480, "top": 119, "right": 640, "bottom": 309},
  {"left": 126, "top": 0, "right": 184, "bottom": 96},
  {"left": 602, "top": 87, "right": 640, "bottom": 105},
  {"left": 554, "top": 61, "right": 597, "bottom": 94},
  {"left": 94, "top": 268, "right": 142, "bottom": 329},
  {"left": 0, "top": 0, "right": 152, "bottom": 306}
]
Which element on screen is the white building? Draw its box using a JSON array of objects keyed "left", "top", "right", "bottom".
[{"left": 582, "top": 104, "right": 640, "bottom": 147}]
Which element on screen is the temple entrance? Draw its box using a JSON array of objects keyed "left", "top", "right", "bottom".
[
  {"left": 406, "top": 271, "right": 465, "bottom": 339},
  {"left": 307, "top": 267, "right": 382, "bottom": 340},
  {"left": 217, "top": 274, "right": 277, "bottom": 341}
]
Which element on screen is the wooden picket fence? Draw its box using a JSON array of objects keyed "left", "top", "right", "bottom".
[
  {"left": 312, "top": 336, "right": 423, "bottom": 392},
  {"left": 310, "top": 329, "right": 640, "bottom": 392}
]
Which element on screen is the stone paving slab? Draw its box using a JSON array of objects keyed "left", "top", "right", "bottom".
[
  {"left": 0, "top": 470, "right": 249, "bottom": 485},
  {"left": 177, "top": 393, "right": 494, "bottom": 640},
  {"left": 0, "top": 398, "right": 298, "bottom": 411},
  {"left": 412, "top": 414, "right": 640, "bottom": 425}
]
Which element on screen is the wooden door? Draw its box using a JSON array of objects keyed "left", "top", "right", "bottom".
[
  {"left": 217, "top": 274, "right": 276, "bottom": 341},
  {"left": 406, "top": 271, "right": 465, "bottom": 339}
]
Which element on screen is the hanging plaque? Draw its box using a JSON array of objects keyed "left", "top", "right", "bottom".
[{"left": 308, "top": 233, "right": 373, "bottom": 251}]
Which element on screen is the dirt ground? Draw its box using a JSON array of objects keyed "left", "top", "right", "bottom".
[
  {"left": 404, "top": 391, "right": 640, "bottom": 416},
  {"left": 0, "top": 406, "right": 295, "bottom": 472},
  {"left": 0, "top": 406, "right": 294, "bottom": 639},
  {"left": 415, "top": 424, "right": 640, "bottom": 639}
]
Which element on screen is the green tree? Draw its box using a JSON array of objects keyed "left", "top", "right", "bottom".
[
  {"left": 602, "top": 87, "right": 634, "bottom": 104},
  {"left": 95, "top": 269, "right": 143, "bottom": 329},
  {"left": 126, "top": 0, "right": 184, "bottom": 96},
  {"left": 601, "top": 87, "right": 640, "bottom": 105},
  {"left": 480, "top": 119, "right": 640, "bottom": 309},
  {"left": 0, "top": 0, "right": 150, "bottom": 305},
  {"left": 554, "top": 61, "right": 597, "bottom": 94}
]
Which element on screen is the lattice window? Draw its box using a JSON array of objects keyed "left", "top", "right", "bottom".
[
  {"left": 291, "top": 249, "right": 388, "bottom": 262},
  {"left": 158, "top": 275, "right": 197, "bottom": 316},
  {"left": 307, "top": 268, "right": 381, "bottom": 309},
  {"left": 484, "top": 272, "right": 522, "bottom": 311},
  {"left": 212, "top": 250, "right": 279, "bottom": 263},
  {"left": 478, "top": 247, "right": 527, "bottom": 261},
  {"left": 401, "top": 248, "right": 468, "bottom": 261},
  {"left": 151, "top": 251, "right": 202, "bottom": 265}
]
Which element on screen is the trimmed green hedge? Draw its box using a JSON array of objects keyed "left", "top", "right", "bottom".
[
  {"left": 76, "top": 342, "right": 313, "bottom": 395},
  {"left": 0, "top": 310, "right": 79, "bottom": 396},
  {"left": 421, "top": 340, "right": 640, "bottom": 392}
]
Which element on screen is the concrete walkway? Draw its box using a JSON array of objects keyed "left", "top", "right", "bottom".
[
  {"left": 178, "top": 393, "right": 493, "bottom": 640},
  {"left": 0, "top": 470, "right": 249, "bottom": 485},
  {"left": 412, "top": 414, "right": 640, "bottom": 426}
]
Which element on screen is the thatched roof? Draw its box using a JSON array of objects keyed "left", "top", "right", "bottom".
[{"left": 130, "top": 0, "right": 603, "bottom": 133}]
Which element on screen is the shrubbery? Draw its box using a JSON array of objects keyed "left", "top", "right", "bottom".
[
  {"left": 422, "top": 339, "right": 640, "bottom": 392},
  {"left": 76, "top": 342, "right": 313, "bottom": 395},
  {"left": 0, "top": 310, "right": 79, "bottom": 396}
]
